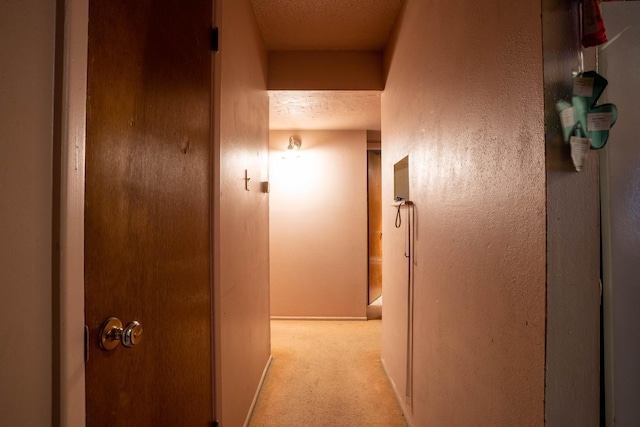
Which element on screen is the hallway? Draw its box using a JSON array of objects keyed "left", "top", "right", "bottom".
[
  {"left": 249, "top": 320, "right": 406, "bottom": 427},
  {"left": 1, "top": 0, "right": 610, "bottom": 425}
]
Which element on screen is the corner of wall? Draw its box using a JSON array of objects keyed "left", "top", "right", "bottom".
[
  {"left": 217, "top": 1, "right": 272, "bottom": 425},
  {"left": 542, "top": 0, "right": 601, "bottom": 425}
]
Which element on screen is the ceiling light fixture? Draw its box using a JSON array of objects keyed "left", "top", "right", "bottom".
[{"left": 283, "top": 136, "right": 301, "bottom": 159}]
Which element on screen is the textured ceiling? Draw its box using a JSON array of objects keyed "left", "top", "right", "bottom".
[
  {"left": 269, "top": 91, "right": 381, "bottom": 130},
  {"left": 251, "top": 0, "right": 403, "bottom": 130},
  {"left": 250, "top": 0, "right": 404, "bottom": 51}
]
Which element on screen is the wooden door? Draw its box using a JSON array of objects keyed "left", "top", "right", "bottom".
[
  {"left": 85, "top": 1, "right": 214, "bottom": 425},
  {"left": 367, "top": 150, "right": 383, "bottom": 304}
]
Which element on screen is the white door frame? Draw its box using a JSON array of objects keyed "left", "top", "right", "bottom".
[
  {"left": 57, "top": 1, "right": 88, "bottom": 426},
  {"left": 599, "top": 4, "right": 640, "bottom": 425}
]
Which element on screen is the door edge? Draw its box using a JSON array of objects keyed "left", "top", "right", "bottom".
[{"left": 56, "top": 0, "right": 87, "bottom": 426}]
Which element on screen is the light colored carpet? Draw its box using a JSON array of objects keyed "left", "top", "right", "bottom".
[{"left": 248, "top": 320, "right": 407, "bottom": 427}]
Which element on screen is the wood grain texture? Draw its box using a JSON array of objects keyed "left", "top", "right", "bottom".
[
  {"left": 85, "top": 1, "right": 213, "bottom": 425},
  {"left": 367, "top": 150, "right": 383, "bottom": 304}
]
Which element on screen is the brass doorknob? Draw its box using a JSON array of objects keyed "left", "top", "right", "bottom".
[
  {"left": 99, "top": 317, "right": 142, "bottom": 350},
  {"left": 122, "top": 321, "right": 143, "bottom": 348}
]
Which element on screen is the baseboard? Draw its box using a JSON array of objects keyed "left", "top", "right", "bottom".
[
  {"left": 270, "top": 316, "right": 368, "bottom": 321},
  {"left": 380, "top": 356, "right": 414, "bottom": 427},
  {"left": 243, "top": 354, "right": 273, "bottom": 427}
]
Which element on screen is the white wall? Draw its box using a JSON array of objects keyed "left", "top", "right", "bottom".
[
  {"left": 269, "top": 130, "right": 368, "bottom": 318},
  {"left": 0, "top": 1, "right": 56, "bottom": 425}
]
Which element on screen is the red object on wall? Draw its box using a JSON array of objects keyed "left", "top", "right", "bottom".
[{"left": 582, "top": 0, "right": 608, "bottom": 47}]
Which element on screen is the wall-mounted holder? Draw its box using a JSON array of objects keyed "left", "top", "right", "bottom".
[
  {"left": 244, "top": 169, "right": 251, "bottom": 191},
  {"left": 394, "top": 156, "right": 409, "bottom": 202}
]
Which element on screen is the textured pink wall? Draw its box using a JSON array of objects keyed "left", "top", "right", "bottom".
[
  {"left": 269, "top": 130, "right": 368, "bottom": 318},
  {"left": 381, "top": 1, "right": 546, "bottom": 425},
  {"left": 0, "top": 1, "right": 55, "bottom": 425},
  {"left": 215, "top": 0, "right": 271, "bottom": 425}
]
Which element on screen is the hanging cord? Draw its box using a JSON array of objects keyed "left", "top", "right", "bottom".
[
  {"left": 571, "top": 1, "right": 585, "bottom": 77},
  {"left": 395, "top": 202, "right": 404, "bottom": 228},
  {"left": 402, "top": 201, "right": 414, "bottom": 404},
  {"left": 394, "top": 200, "right": 414, "bottom": 403},
  {"left": 577, "top": 0, "right": 585, "bottom": 75},
  {"left": 404, "top": 203, "right": 411, "bottom": 259},
  {"left": 579, "top": 3, "right": 584, "bottom": 75}
]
